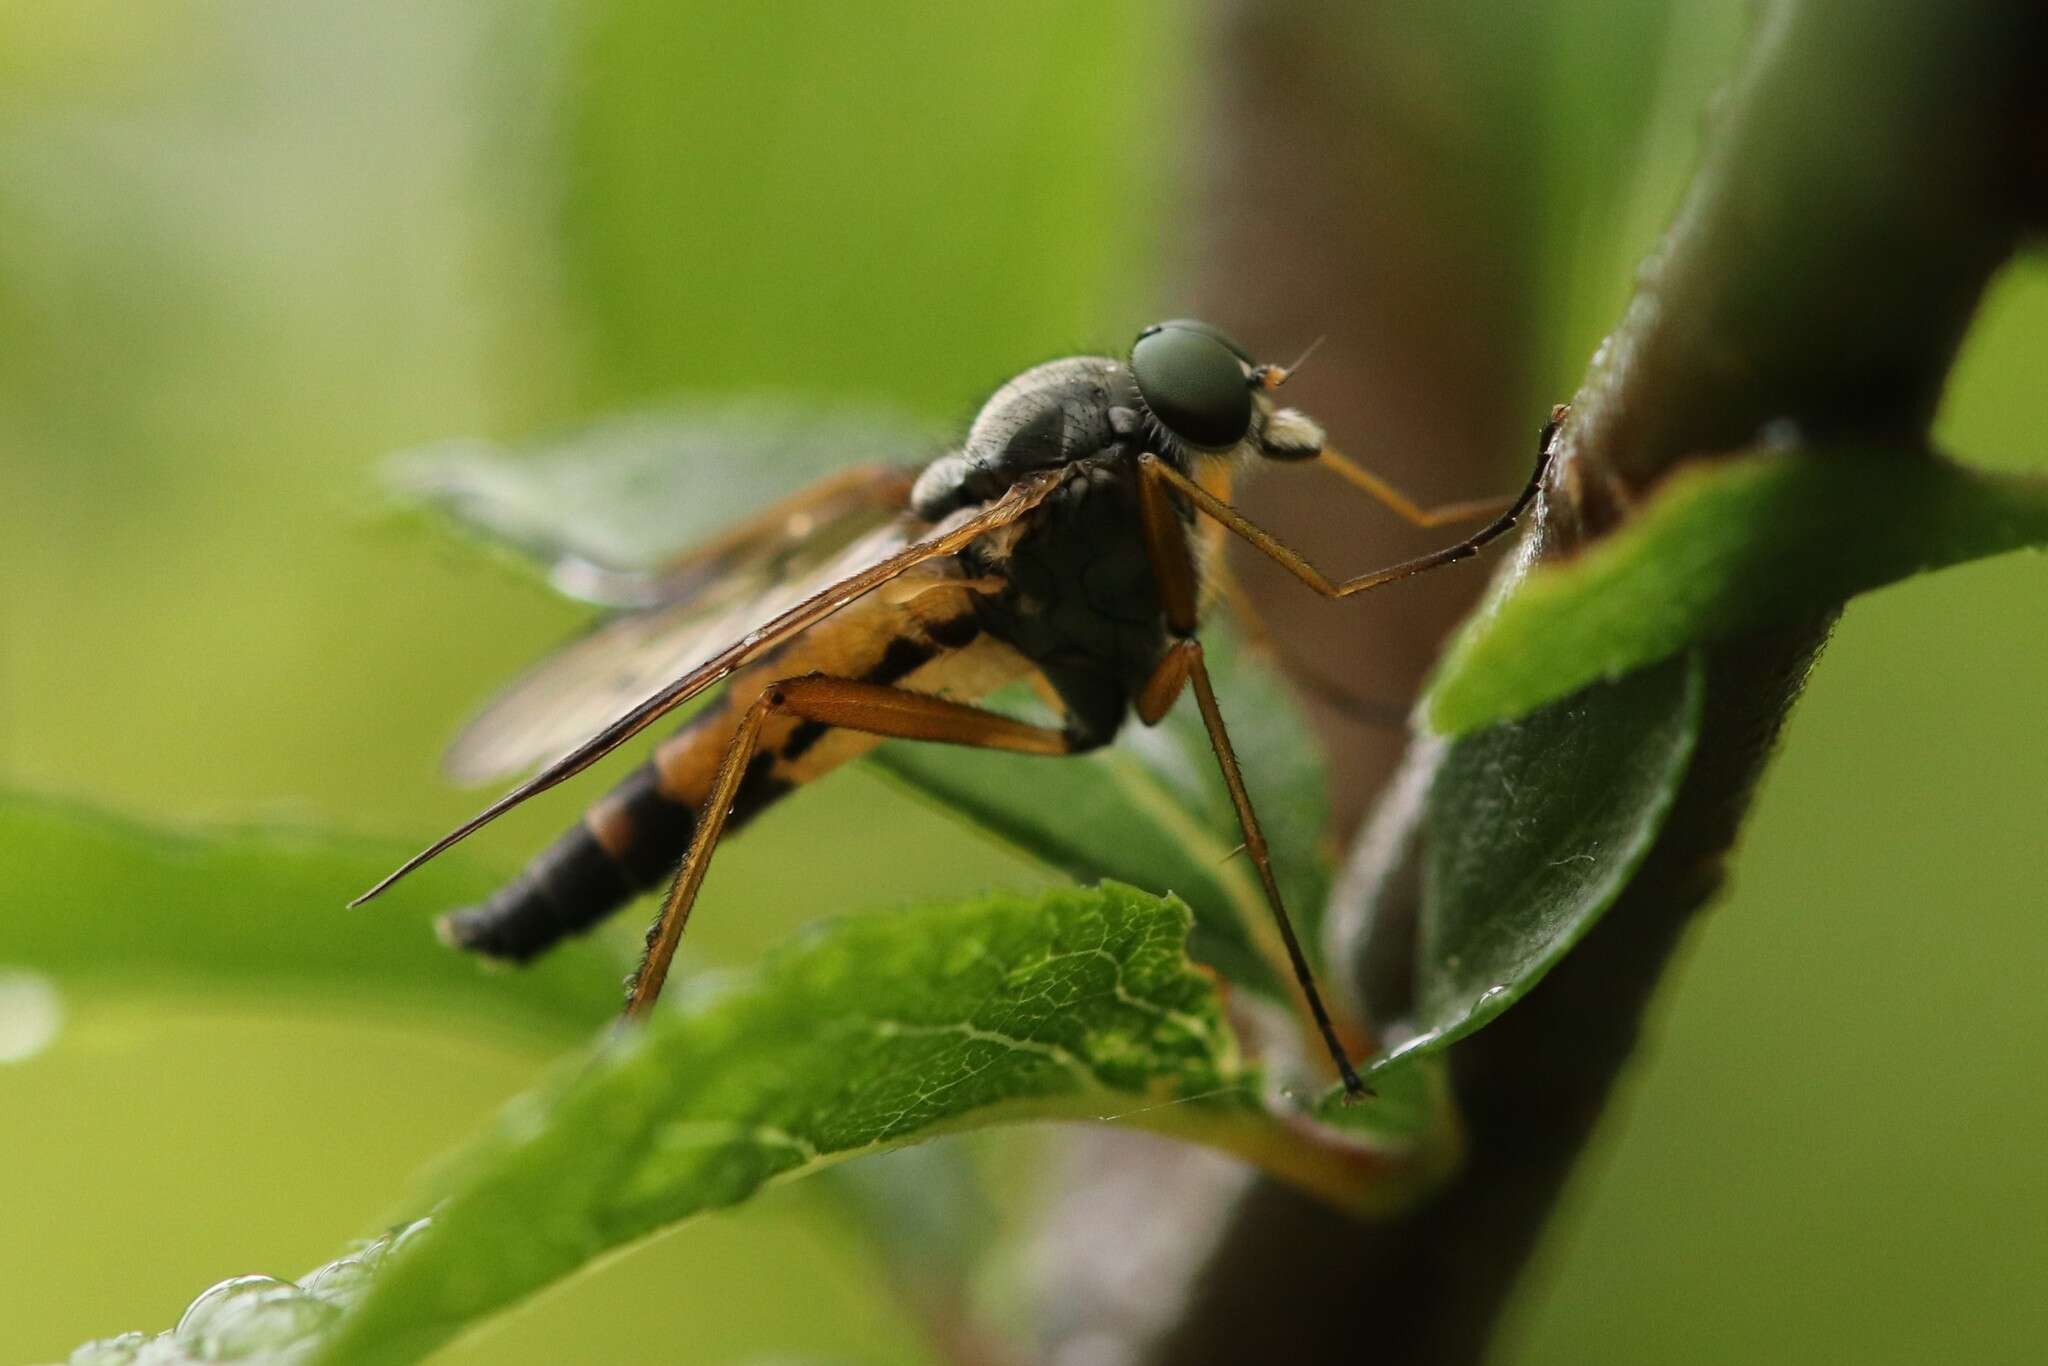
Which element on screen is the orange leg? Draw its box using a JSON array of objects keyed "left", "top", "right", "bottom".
[
  {"left": 1210, "top": 564, "right": 1410, "bottom": 732},
  {"left": 1132, "top": 463, "right": 1375, "bottom": 1097},
  {"left": 1314, "top": 448, "right": 1516, "bottom": 528},
  {"left": 623, "top": 676, "right": 1072, "bottom": 1021},
  {"left": 1135, "top": 419, "right": 1552, "bottom": 601},
  {"left": 1125, "top": 420, "right": 1555, "bottom": 1094},
  {"left": 1136, "top": 635, "right": 1369, "bottom": 1098}
]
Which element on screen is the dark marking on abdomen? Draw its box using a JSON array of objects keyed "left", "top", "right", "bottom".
[
  {"left": 439, "top": 822, "right": 635, "bottom": 962},
  {"left": 868, "top": 635, "right": 936, "bottom": 685},
  {"left": 779, "top": 610, "right": 978, "bottom": 764},
  {"left": 444, "top": 600, "right": 994, "bottom": 968},
  {"left": 607, "top": 762, "right": 698, "bottom": 886},
  {"left": 782, "top": 718, "right": 830, "bottom": 763},
  {"left": 441, "top": 759, "right": 701, "bottom": 963},
  {"left": 925, "top": 612, "right": 981, "bottom": 651}
]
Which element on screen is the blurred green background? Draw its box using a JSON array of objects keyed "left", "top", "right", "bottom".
[{"left": 3, "top": 2, "right": 2044, "bottom": 1362}]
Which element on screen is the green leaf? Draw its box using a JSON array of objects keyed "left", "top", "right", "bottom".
[
  {"left": 873, "top": 624, "right": 1331, "bottom": 1001},
  {"left": 1313, "top": 1052, "right": 1445, "bottom": 1141},
  {"left": 54, "top": 886, "right": 1450, "bottom": 1365},
  {"left": 385, "top": 413, "right": 1337, "bottom": 1003},
  {"left": 0, "top": 791, "right": 613, "bottom": 1040},
  {"left": 384, "top": 396, "right": 937, "bottom": 595},
  {"left": 302, "top": 883, "right": 1424, "bottom": 1366},
  {"left": 1366, "top": 653, "right": 1704, "bottom": 1080},
  {"left": 1425, "top": 448, "right": 2048, "bottom": 735}
]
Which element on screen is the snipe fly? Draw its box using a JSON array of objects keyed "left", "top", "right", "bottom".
[{"left": 354, "top": 321, "right": 1551, "bottom": 1096}]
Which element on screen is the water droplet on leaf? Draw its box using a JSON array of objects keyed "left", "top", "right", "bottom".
[
  {"left": 0, "top": 969, "right": 63, "bottom": 1064},
  {"left": 298, "top": 1255, "right": 372, "bottom": 1308},
  {"left": 175, "top": 1274, "right": 336, "bottom": 1358},
  {"left": 66, "top": 1332, "right": 149, "bottom": 1365}
]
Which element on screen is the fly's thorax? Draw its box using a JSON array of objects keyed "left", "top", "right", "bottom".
[
  {"left": 910, "top": 347, "right": 1311, "bottom": 525},
  {"left": 906, "top": 341, "right": 1284, "bottom": 742},
  {"left": 912, "top": 355, "right": 1149, "bottom": 521},
  {"left": 960, "top": 453, "right": 1185, "bottom": 745}
]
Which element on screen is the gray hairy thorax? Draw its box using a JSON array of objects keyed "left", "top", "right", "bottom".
[{"left": 911, "top": 355, "right": 1199, "bottom": 750}]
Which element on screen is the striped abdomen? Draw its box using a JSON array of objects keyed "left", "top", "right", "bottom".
[{"left": 439, "top": 564, "right": 1030, "bottom": 962}]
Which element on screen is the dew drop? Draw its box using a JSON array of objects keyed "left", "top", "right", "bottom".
[
  {"left": 175, "top": 1274, "right": 336, "bottom": 1358},
  {"left": 387, "top": 1216, "right": 433, "bottom": 1254},
  {"left": 0, "top": 969, "right": 63, "bottom": 1064},
  {"left": 297, "top": 1254, "right": 372, "bottom": 1309},
  {"left": 66, "top": 1332, "right": 149, "bottom": 1365}
]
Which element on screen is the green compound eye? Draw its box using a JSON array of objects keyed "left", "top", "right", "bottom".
[{"left": 1130, "top": 321, "right": 1254, "bottom": 450}]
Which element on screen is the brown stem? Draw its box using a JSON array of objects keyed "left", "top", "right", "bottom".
[{"left": 1181, "top": 0, "right": 1552, "bottom": 828}]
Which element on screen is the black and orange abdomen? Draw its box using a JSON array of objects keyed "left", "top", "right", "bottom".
[
  {"left": 439, "top": 569, "right": 1031, "bottom": 963},
  {"left": 436, "top": 759, "right": 688, "bottom": 960}
]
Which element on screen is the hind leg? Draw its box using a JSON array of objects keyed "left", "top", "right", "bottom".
[{"left": 624, "top": 675, "right": 1075, "bottom": 1020}]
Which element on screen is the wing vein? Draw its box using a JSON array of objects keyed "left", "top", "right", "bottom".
[{"left": 351, "top": 469, "right": 1059, "bottom": 905}]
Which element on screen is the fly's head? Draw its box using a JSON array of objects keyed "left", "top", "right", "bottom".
[{"left": 1126, "top": 319, "right": 1326, "bottom": 467}]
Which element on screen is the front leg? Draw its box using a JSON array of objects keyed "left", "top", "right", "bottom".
[{"left": 1135, "top": 411, "right": 1553, "bottom": 601}]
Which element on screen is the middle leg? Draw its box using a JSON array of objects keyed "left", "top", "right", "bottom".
[
  {"left": 1131, "top": 461, "right": 1370, "bottom": 1097},
  {"left": 1138, "top": 635, "right": 1369, "bottom": 1097}
]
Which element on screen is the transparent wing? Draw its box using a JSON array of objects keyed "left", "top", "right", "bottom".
[
  {"left": 442, "top": 464, "right": 922, "bottom": 785},
  {"left": 354, "top": 470, "right": 1062, "bottom": 905},
  {"left": 390, "top": 396, "right": 944, "bottom": 607}
]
